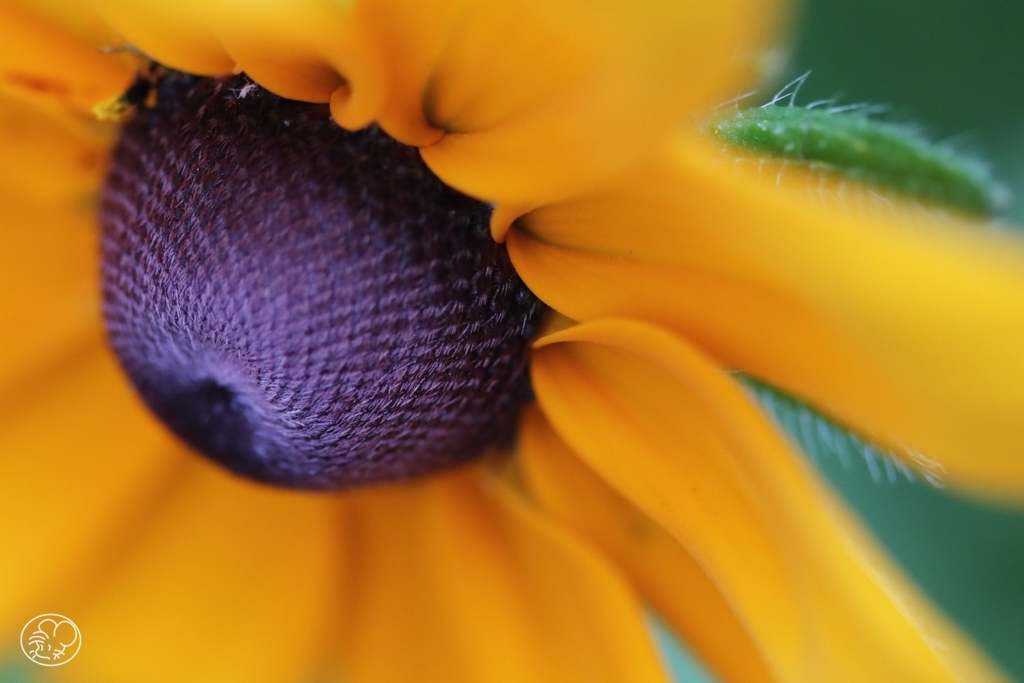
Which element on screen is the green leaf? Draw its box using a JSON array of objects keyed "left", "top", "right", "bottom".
[{"left": 704, "top": 103, "right": 1010, "bottom": 217}]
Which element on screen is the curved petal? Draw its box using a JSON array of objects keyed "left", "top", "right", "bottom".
[
  {"left": 509, "top": 133, "right": 1024, "bottom": 497},
  {"left": 331, "top": 465, "right": 671, "bottom": 683},
  {"left": 518, "top": 404, "right": 777, "bottom": 683},
  {"left": 64, "top": 457, "right": 348, "bottom": 683},
  {"left": 0, "top": 340, "right": 177, "bottom": 637},
  {"left": 206, "top": 3, "right": 349, "bottom": 104},
  {"left": 88, "top": 0, "right": 234, "bottom": 75},
  {"left": 417, "top": 0, "right": 789, "bottom": 208},
  {"left": 92, "top": 0, "right": 789, "bottom": 206},
  {"left": 0, "top": 1, "right": 133, "bottom": 115},
  {"left": 531, "top": 318, "right": 1009, "bottom": 682},
  {"left": 205, "top": 0, "right": 412, "bottom": 133}
]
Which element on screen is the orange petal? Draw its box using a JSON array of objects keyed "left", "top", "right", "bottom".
[
  {"left": 92, "top": 0, "right": 788, "bottom": 204},
  {"left": 63, "top": 457, "right": 347, "bottom": 683},
  {"left": 209, "top": 4, "right": 348, "bottom": 105},
  {"left": 518, "top": 404, "right": 776, "bottom": 683},
  {"left": 8, "top": 0, "right": 125, "bottom": 47},
  {"left": 93, "top": 0, "right": 458, "bottom": 142},
  {"left": 531, "top": 318, "right": 1009, "bottom": 682},
  {"left": 0, "top": 339, "right": 176, "bottom": 637},
  {"left": 419, "top": 0, "right": 789, "bottom": 207},
  {"left": 510, "top": 133, "right": 1024, "bottom": 497},
  {"left": 0, "top": 1, "right": 133, "bottom": 115},
  {"left": 0, "top": 96, "right": 111, "bottom": 202},
  {"left": 89, "top": 0, "right": 234, "bottom": 75},
  {"left": 209, "top": 0, "right": 447, "bottom": 139},
  {"left": 333, "top": 465, "right": 671, "bottom": 683},
  {"left": 0, "top": 185, "right": 102, "bottom": 395}
]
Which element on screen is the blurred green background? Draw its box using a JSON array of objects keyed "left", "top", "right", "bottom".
[
  {"left": 788, "top": 0, "right": 1024, "bottom": 679},
  {"left": 791, "top": 0, "right": 1024, "bottom": 226},
  {"left": 666, "top": 1, "right": 1024, "bottom": 681}
]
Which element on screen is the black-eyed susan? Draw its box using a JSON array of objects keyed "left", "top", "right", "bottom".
[{"left": 0, "top": 1, "right": 1021, "bottom": 682}]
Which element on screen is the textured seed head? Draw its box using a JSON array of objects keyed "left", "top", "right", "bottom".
[{"left": 100, "top": 73, "right": 544, "bottom": 489}]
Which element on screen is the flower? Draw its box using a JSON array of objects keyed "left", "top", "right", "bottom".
[{"left": 1, "top": 1, "right": 1021, "bottom": 682}]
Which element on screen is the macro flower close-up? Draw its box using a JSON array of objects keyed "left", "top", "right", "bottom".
[{"left": 2, "top": 0, "right": 1023, "bottom": 682}]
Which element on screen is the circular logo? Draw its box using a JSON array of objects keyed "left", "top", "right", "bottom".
[{"left": 20, "top": 614, "right": 81, "bottom": 666}]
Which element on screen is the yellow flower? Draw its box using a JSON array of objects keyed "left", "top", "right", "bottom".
[{"left": 0, "top": 1, "right": 1020, "bottom": 682}]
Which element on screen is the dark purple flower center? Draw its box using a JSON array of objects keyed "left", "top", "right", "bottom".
[{"left": 100, "top": 74, "right": 543, "bottom": 490}]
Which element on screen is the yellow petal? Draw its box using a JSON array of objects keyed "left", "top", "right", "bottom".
[
  {"left": 8, "top": 0, "right": 124, "bottom": 47},
  {"left": 65, "top": 458, "right": 347, "bottom": 683},
  {"left": 419, "top": 0, "right": 788, "bottom": 208},
  {"left": 531, "top": 318, "right": 1009, "bottom": 682},
  {"left": 89, "top": 0, "right": 235, "bottom": 75},
  {"left": 509, "top": 133, "right": 1024, "bottom": 497},
  {"left": 1, "top": 289, "right": 347, "bottom": 682},
  {"left": 207, "top": 3, "right": 348, "bottom": 104},
  {"left": 0, "top": 1, "right": 133, "bottom": 115},
  {"left": 518, "top": 404, "right": 776, "bottom": 683},
  {"left": 0, "top": 339, "right": 176, "bottom": 637},
  {"left": 0, "top": 186, "right": 102, "bottom": 396},
  {"left": 214, "top": 0, "right": 427, "bottom": 139},
  {"left": 0, "top": 96, "right": 111, "bottom": 202},
  {"left": 92, "top": 0, "right": 787, "bottom": 205},
  {"left": 334, "top": 465, "right": 671, "bottom": 683},
  {"left": 95, "top": 0, "right": 457, "bottom": 141}
]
